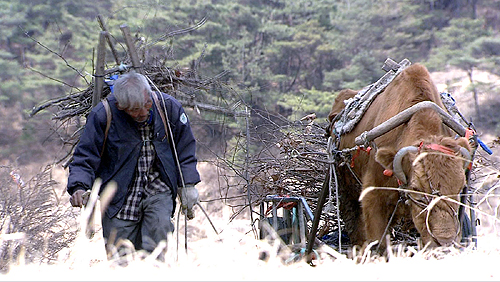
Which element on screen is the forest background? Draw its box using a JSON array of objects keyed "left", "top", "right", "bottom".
[{"left": 1, "top": 0, "right": 500, "bottom": 168}]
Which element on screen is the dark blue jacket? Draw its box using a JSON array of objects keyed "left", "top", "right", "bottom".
[{"left": 67, "top": 92, "right": 200, "bottom": 218}]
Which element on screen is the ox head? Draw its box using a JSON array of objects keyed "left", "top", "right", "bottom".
[{"left": 375, "top": 136, "right": 472, "bottom": 247}]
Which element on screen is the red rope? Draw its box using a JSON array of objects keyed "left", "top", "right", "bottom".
[
  {"left": 350, "top": 146, "right": 371, "bottom": 168},
  {"left": 265, "top": 197, "right": 298, "bottom": 215}
]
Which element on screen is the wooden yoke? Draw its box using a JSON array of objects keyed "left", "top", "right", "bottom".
[
  {"left": 92, "top": 31, "right": 107, "bottom": 107},
  {"left": 120, "top": 24, "right": 144, "bottom": 74},
  {"left": 97, "top": 15, "right": 120, "bottom": 65},
  {"left": 120, "top": 24, "right": 170, "bottom": 143}
]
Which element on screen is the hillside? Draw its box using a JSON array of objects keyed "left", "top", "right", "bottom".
[
  {"left": 432, "top": 68, "right": 500, "bottom": 144},
  {"left": 1, "top": 0, "right": 500, "bottom": 165}
]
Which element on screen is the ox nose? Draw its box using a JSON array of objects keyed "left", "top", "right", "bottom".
[
  {"left": 436, "top": 237, "right": 455, "bottom": 247},
  {"left": 433, "top": 230, "right": 459, "bottom": 247}
]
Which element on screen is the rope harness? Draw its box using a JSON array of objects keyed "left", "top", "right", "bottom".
[
  {"left": 399, "top": 142, "right": 463, "bottom": 244},
  {"left": 329, "top": 58, "right": 412, "bottom": 137}
]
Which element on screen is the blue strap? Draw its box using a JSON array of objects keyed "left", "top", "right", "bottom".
[
  {"left": 478, "top": 138, "right": 493, "bottom": 155},
  {"left": 105, "top": 74, "right": 119, "bottom": 93}
]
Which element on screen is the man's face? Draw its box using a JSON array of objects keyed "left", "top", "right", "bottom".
[{"left": 125, "top": 91, "right": 153, "bottom": 123}]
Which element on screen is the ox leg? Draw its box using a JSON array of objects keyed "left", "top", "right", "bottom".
[
  {"left": 361, "top": 190, "right": 399, "bottom": 251},
  {"left": 337, "top": 166, "right": 365, "bottom": 247}
]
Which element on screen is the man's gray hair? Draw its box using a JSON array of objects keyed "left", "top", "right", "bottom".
[{"left": 113, "top": 72, "right": 151, "bottom": 110}]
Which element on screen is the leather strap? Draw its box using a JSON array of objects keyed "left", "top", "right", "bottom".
[
  {"left": 99, "top": 92, "right": 169, "bottom": 158},
  {"left": 151, "top": 91, "right": 170, "bottom": 142},
  {"left": 418, "top": 141, "right": 455, "bottom": 155},
  {"left": 101, "top": 98, "right": 112, "bottom": 157}
]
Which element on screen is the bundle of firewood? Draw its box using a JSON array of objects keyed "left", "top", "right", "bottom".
[{"left": 29, "top": 17, "right": 232, "bottom": 166}]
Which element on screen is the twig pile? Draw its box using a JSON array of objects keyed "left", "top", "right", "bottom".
[
  {"left": 248, "top": 121, "right": 329, "bottom": 205},
  {"left": 240, "top": 112, "right": 340, "bottom": 235},
  {"left": 29, "top": 64, "right": 212, "bottom": 121}
]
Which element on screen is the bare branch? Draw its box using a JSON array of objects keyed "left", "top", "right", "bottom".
[
  {"left": 25, "top": 66, "right": 82, "bottom": 92},
  {"left": 143, "top": 16, "right": 208, "bottom": 48},
  {"left": 19, "top": 25, "right": 90, "bottom": 85}
]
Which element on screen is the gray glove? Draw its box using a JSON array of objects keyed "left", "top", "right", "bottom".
[
  {"left": 178, "top": 185, "right": 199, "bottom": 220},
  {"left": 69, "top": 189, "right": 89, "bottom": 207}
]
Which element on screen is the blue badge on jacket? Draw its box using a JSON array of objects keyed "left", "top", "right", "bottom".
[{"left": 180, "top": 113, "right": 188, "bottom": 124}]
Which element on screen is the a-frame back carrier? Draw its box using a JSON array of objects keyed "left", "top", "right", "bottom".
[
  {"left": 99, "top": 91, "right": 169, "bottom": 157},
  {"left": 100, "top": 98, "right": 112, "bottom": 157},
  {"left": 151, "top": 91, "right": 170, "bottom": 143}
]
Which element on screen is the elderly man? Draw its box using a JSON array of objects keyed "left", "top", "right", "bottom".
[{"left": 67, "top": 72, "right": 200, "bottom": 257}]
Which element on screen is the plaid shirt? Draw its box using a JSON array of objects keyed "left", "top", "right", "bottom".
[{"left": 116, "top": 121, "right": 171, "bottom": 221}]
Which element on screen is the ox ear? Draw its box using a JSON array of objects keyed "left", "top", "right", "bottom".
[
  {"left": 456, "top": 136, "right": 473, "bottom": 168},
  {"left": 375, "top": 147, "right": 397, "bottom": 170},
  {"left": 456, "top": 136, "right": 471, "bottom": 152}
]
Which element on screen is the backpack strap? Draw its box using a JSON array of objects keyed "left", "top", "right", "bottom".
[
  {"left": 151, "top": 91, "right": 170, "bottom": 143},
  {"left": 101, "top": 98, "right": 112, "bottom": 157},
  {"left": 100, "top": 93, "right": 167, "bottom": 157}
]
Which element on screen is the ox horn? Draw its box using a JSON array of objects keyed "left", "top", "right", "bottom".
[
  {"left": 459, "top": 147, "right": 472, "bottom": 169},
  {"left": 393, "top": 146, "right": 419, "bottom": 185}
]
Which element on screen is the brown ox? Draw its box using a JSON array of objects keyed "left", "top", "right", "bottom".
[{"left": 327, "top": 63, "right": 471, "bottom": 250}]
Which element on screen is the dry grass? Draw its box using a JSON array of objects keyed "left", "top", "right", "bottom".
[
  {"left": 2, "top": 159, "right": 500, "bottom": 281},
  {"left": 0, "top": 165, "right": 78, "bottom": 274},
  {"left": 3, "top": 216, "right": 500, "bottom": 281}
]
